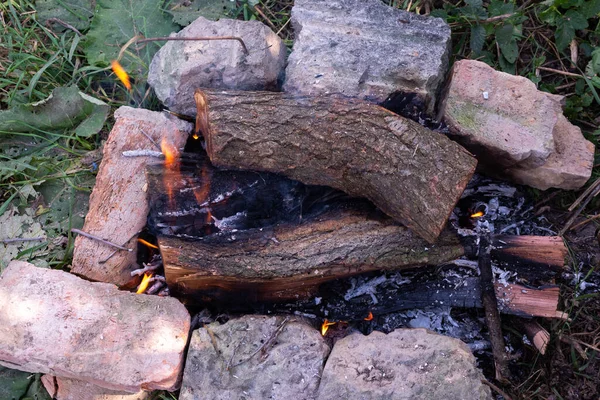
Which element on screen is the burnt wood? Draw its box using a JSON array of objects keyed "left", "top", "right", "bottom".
[
  {"left": 195, "top": 89, "right": 478, "bottom": 243},
  {"left": 159, "top": 208, "right": 465, "bottom": 303}
]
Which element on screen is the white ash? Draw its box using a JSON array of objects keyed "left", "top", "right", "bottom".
[
  {"left": 492, "top": 266, "right": 517, "bottom": 287},
  {"left": 570, "top": 263, "right": 598, "bottom": 295},
  {"left": 211, "top": 211, "right": 248, "bottom": 231},
  {"left": 344, "top": 275, "right": 387, "bottom": 304}
]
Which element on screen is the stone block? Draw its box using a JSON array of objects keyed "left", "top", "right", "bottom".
[
  {"left": 283, "top": 0, "right": 451, "bottom": 113},
  {"left": 41, "top": 376, "right": 149, "bottom": 400},
  {"left": 0, "top": 261, "right": 190, "bottom": 392},
  {"left": 71, "top": 107, "right": 192, "bottom": 286},
  {"left": 148, "top": 17, "right": 286, "bottom": 117},
  {"left": 316, "top": 328, "right": 492, "bottom": 400},
  {"left": 179, "top": 315, "right": 330, "bottom": 400},
  {"left": 441, "top": 60, "right": 563, "bottom": 168},
  {"left": 505, "top": 114, "right": 595, "bottom": 190}
]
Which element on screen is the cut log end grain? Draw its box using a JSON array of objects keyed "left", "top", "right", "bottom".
[{"left": 196, "top": 89, "right": 477, "bottom": 243}]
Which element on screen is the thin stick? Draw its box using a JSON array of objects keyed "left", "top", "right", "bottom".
[
  {"left": 136, "top": 36, "right": 249, "bottom": 55},
  {"left": 122, "top": 150, "right": 164, "bottom": 158},
  {"left": 560, "top": 182, "right": 600, "bottom": 235},
  {"left": 45, "top": 18, "right": 83, "bottom": 36},
  {"left": 140, "top": 130, "right": 162, "bottom": 151},
  {"left": 479, "top": 232, "right": 512, "bottom": 382},
  {"left": 481, "top": 379, "right": 513, "bottom": 400},
  {"left": 99, "top": 229, "right": 144, "bottom": 263},
  {"left": 480, "top": 13, "right": 515, "bottom": 23},
  {"left": 229, "top": 316, "right": 291, "bottom": 369},
  {"left": 253, "top": 5, "right": 278, "bottom": 32},
  {"left": 568, "top": 213, "right": 600, "bottom": 231},
  {"left": 536, "top": 66, "right": 582, "bottom": 78},
  {"left": 0, "top": 237, "right": 45, "bottom": 244},
  {"left": 568, "top": 178, "right": 600, "bottom": 212},
  {"left": 71, "top": 229, "right": 132, "bottom": 252}
]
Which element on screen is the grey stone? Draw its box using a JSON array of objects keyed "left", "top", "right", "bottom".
[
  {"left": 316, "top": 328, "right": 492, "bottom": 400},
  {"left": 283, "top": 0, "right": 451, "bottom": 113},
  {"left": 441, "top": 60, "right": 563, "bottom": 169},
  {"left": 179, "top": 315, "right": 330, "bottom": 400},
  {"left": 505, "top": 114, "right": 595, "bottom": 190},
  {"left": 0, "top": 261, "right": 190, "bottom": 393},
  {"left": 148, "top": 17, "right": 286, "bottom": 116}
]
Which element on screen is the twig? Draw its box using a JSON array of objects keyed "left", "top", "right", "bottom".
[
  {"left": 122, "top": 150, "right": 164, "bottom": 158},
  {"left": 568, "top": 213, "right": 600, "bottom": 232},
  {"left": 71, "top": 229, "right": 132, "bottom": 252},
  {"left": 480, "top": 13, "right": 515, "bottom": 23},
  {"left": 481, "top": 379, "right": 513, "bottom": 400},
  {"left": 99, "top": 230, "right": 143, "bottom": 263},
  {"left": 228, "top": 316, "right": 291, "bottom": 369},
  {"left": 45, "top": 18, "right": 83, "bottom": 36},
  {"left": 136, "top": 36, "right": 249, "bottom": 55},
  {"left": 131, "top": 262, "right": 161, "bottom": 276},
  {"left": 140, "top": 130, "right": 162, "bottom": 151},
  {"left": 560, "top": 180, "right": 600, "bottom": 235},
  {"left": 536, "top": 66, "right": 582, "bottom": 78},
  {"left": 568, "top": 178, "right": 600, "bottom": 212},
  {"left": 479, "top": 232, "right": 512, "bottom": 382},
  {"left": 0, "top": 237, "right": 45, "bottom": 244},
  {"left": 253, "top": 5, "right": 279, "bottom": 32}
]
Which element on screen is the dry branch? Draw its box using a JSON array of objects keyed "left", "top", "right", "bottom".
[{"left": 196, "top": 89, "right": 477, "bottom": 243}]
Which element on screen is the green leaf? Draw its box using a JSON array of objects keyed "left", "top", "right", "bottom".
[
  {"left": 0, "top": 367, "right": 33, "bottom": 400},
  {"left": 470, "top": 24, "right": 486, "bottom": 55},
  {"left": 167, "top": 0, "right": 235, "bottom": 26},
  {"left": 495, "top": 23, "right": 519, "bottom": 63},
  {"left": 83, "top": 0, "right": 179, "bottom": 67},
  {"left": 36, "top": 0, "right": 95, "bottom": 32},
  {"left": 430, "top": 9, "right": 449, "bottom": 20},
  {"left": 0, "top": 86, "right": 108, "bottom": 136},
  {"left": 582, "top": 0, "right": 600, "bottom": 18},
  {"left": 555, "top": 18, "right": 576, "bottom": 50},
  {"left": 590, "top": 49, "right": 600, "bottom": 75},
  {"left": 564, "top": 9, "right": 589, "bottom": 29},
  {"left": 488, "top": 0, "right": 515, "bottom": 17},
  {"left": 540, "top": 7, "right": 561, "bottom": 25}
]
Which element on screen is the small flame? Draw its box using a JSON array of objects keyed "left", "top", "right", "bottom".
[
  {"left": 111, "top": 60, "right": 131, "bottom": 91},
  {"left": 161, "top": 139, "right": 179, "bottom": 170},
  {"left": 161, "top": 138, "right": 180, "bottom": 208},
  {"left": 137, "top": 238, "right": 158, "bottom": 250},
  {"left": 192, "top": 133, "right": 199, "bottom": 140},
  {"left": 364, "top": 311, "right": 374, "bottom": 321},
  {"left": 470, "top": 211, "right": 485, "bottom": 218},
  {"left": 321, "top": 319, "right": 337, "bottom": 336},
  {"left": 136, "top": 273, "right": 153, "bottom": 294}
]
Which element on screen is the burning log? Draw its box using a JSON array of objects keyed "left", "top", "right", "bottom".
[
  {"left": 195, "top": 89, "right": 478, "bottom": 243},
  {"left": 159, "top": 208, "right": 465, "bottom": 303}
]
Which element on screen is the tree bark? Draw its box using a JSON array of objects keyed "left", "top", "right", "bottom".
[
  {"left": 196, "top": 89, "right": 477, "bottom": 243},
  {"left": 159, "top": 208, "right": 465, "bottom": 303}
]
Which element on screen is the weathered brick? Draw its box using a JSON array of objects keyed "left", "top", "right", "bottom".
[
  {"left": 41, "top": 375, "right": 149, "bottom": 400},
  {"left": 0, "top": 261, "right": 190, "bottom": 392},
  {"left": 71, "top": 107, "right": 192, "bottom": 285}
]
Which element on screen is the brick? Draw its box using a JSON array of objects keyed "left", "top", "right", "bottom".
[
  {"left": 41, "top": 376, "right": 149, "bottom": 400},
  {"left": 0, "top": 261, "right": 190, "bottom": 392},
  {"left": 71, "top": 107, "right": 192, "bottom": 285}
]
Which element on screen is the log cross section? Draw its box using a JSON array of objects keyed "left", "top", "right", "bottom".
[{"left": 196, "top": 89, "right": 477, "bottom": 243}]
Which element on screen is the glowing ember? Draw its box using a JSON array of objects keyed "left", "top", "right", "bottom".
[
  {"left": 192, "top": 133, "right": 199, "bottom": 140},
  {"left": 137, "top": 238, "right": 158, "bottom": 250},
  {"left": 364, "top": 311, "right": 374, "bottom": 321},
  {"left": 321, "top": 319, "right": 336, "bottom": 336},
  {"left": 470, "top": 211, "right": 485, "bottom": 218},
  {"left": 136, "top": 273, "right": 153, "bottom": 294},
  {"left": 111, "top": 60, "right": 131, "bottom": 91}
]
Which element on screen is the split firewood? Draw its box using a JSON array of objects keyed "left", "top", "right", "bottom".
[
  {"left": 195, "top": 88, "right": 477, "bottom": 243},
  {"left": 521, "top": 320, "right": 550, "bottom": 354},
  {"left": 479, "top": 232, "right": 512, "bottom": 382}
]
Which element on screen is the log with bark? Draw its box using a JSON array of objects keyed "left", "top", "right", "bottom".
[
  {"left": 159, "top": 208, "right": 465, "bottom": 303},
  {"left": 194, "top": 89, "right": 478, "bottom": 243}
]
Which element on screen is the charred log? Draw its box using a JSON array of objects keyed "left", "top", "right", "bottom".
[
  {"left": 159, "top": 208, "right": 465, "bottom": 303},
  {"left": 195, "top": 89, "right": 478, "bottom": 243}
]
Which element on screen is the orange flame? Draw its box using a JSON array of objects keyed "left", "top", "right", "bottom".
[
  {"left": 193, "top": 164, "right": 211, "bottom": 207},
  {"left": 161, "top": 139, "right": 180, "bottom": 209},
  {"left": 321, "top": 319, "right": 337, "bottom": 336},
  {"left": 137, "top": 238, "right": 158, "bottom": 250},
  {"left": 470, "top": 211, "right": 485, "bottom": 218},
  {"left": 111, "top": 60, "right": 131, "bottom": 91},
  {"left": 136, "top": 273, "right": 153, "bottom": 294},
  {"left": 364, "top": 311, "right": 374, "bottom": 321}
]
